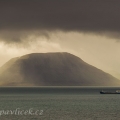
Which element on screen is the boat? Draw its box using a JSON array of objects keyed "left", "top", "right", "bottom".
[{"left": 100, "top": 90, "right": 120, "bottom": 94}]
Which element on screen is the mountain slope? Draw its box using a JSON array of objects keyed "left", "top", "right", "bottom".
[{"left": 0, "top": 52, "right": 120, "bottom": 86}]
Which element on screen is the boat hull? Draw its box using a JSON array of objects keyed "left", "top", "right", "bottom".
[{"left": 100, "top": 91, "right": 120, "bottom": 94}]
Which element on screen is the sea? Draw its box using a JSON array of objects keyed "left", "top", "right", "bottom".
[{"left": 0, "top": 86, "right": 120, "bottom": 120}]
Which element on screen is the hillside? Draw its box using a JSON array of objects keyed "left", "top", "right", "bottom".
[{"left": 0, "top": 52, "right": 120, "bottom": 86}]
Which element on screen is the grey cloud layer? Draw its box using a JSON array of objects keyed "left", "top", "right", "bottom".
[
  {"left": 0, "top": 0, "right": 120, "bottom": 43},
  {"left": 0, "top": 0, "right": 120, "bottom": 32}
]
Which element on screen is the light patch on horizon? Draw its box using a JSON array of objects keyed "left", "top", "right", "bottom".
[{"left": 0, "top": 32, "right": 120, "bottom": 79}]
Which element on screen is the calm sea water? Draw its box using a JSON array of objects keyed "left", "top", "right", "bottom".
[{"left": 0, "top": 87, "right": 120, "bottom": 120}]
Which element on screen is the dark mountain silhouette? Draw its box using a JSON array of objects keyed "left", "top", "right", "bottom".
[{"left": 0, "top": 52, "right": 120, "bottom": 86}]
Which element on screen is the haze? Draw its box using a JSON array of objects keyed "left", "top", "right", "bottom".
[{"left": 0, "top": 0, "right": 120, "bottom": 79}]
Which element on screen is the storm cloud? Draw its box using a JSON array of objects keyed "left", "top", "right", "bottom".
[
  {"left": 0, "top": 0, "right": 120, "bottom": 43},
  {"left": 1, "top": 0, "right": 120, "bottom": 81}
]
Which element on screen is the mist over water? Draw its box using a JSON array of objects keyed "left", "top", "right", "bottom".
[
  {"left": 0, "top": 87, "right": 120, "bottom": 120},
  {"left": 0, "top": 86, "right": 119, "bottom": 94}
]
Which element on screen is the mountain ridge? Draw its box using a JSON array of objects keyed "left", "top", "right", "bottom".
[{"left": 0, "top": 52, "right": 120, "bottom": 86}]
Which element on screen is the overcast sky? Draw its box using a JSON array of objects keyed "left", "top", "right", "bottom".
[{"left": 0, "top": 0, "right": 120, "bottom": 79}]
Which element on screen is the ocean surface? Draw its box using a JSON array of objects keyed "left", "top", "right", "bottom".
[{"left": 0, "top": 86, "right": 120, "bottom": 120}]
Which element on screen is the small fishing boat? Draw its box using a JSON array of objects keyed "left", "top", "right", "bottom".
[{"left": 100, "top": 90, "right": 120, "bottom": 94}]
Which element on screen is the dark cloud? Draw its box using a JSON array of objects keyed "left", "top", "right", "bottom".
[
  {"left": 0, "top": 30, "right": 50, "bottom": 43},
  {"left": 0, "top": 0, "right": 120, "bottom": 42}
]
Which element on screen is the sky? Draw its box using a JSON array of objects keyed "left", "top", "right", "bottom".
[{"left": 0, "top": 0, "right": 120, "bottom": 79}]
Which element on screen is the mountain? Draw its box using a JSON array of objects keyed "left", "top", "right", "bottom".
[{"left": 0, "top": 52, "right": 120, "bottom": 86}]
